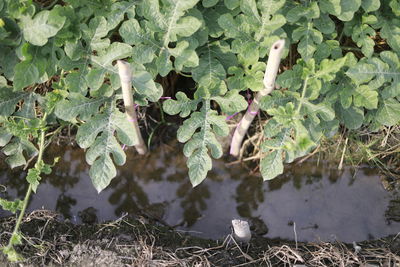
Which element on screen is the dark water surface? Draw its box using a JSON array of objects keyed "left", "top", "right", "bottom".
[{"left": 1, "top": 143, "right": 399, "bottom": 242}]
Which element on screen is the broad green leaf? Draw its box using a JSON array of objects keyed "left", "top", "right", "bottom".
[
  {"left": 0, "top": 198, "right": 23, "bottom": 213},
  {"left": 376, "top": 99, "right": 400, "bottom": 126},
  {"left": 76, "top": 105, "right": 139, "bottom": 192},
  {"left": 169, "top": 40, "right": 199, "bottom": 70},
  {"left": 346, "top": 62, "right": 376, "bottom": 84},
  {"left": 55, "top": 94, "right": 106, "bottom": 121},
  {"left": 0, "top": 88, "right": 29, "bottom": 116},
  {"left": 76, "top": 107, "right": 137, "bottom": 149},
  {"left": 26, "top": 168, "right": 40, "bottom": 193},
  {"left": 390, "top": 0, "right": 400, "bottom": 16},
  {"left": 362, "top": 0, "right": 380, "bottom": 12},
  {"left": 224, "top": 0, "right": 240, "bottom": 9},
  {"left": 0, "top": 128, "right": 13, "bottom": 146},
  {"left": 211, "top": 90, "right": 248, "bottom": 114},
  {"left": 89, "top": 153, "right": 117, "bottom": 193},
  {"left": 286, "top": 1, "right": 319, "bottom": 23},
  {"left": 130, "top": 66, "right": 163, "bottom": 102},
  {"left": 163, "top": 92, "right": 200, "bottom": 118},
  {"left": 13, "top": 61, "right": 39, "bottom": 91},
  {"left": 65, "top": 72, "right": 88, "bottom": 94},
  {"left": 353, "top": 85, "right": 378, "bottom": 109},
  {"left": 81, "top": 16, "right": 109, "bottom": 51},
  {"left": 292, "top": 23, "right": 323, "bottom": 61},
  {"left": 177, "top": 100, "right": 228, "bottom": 187},
  {"left": 263, "top": 119, "right": 282, "bottom": 138},
  {"left": 319, "top": 0, "right": 341, "bottom": 16},
  {"left": 91, "top": 42, "right": 132, "bottom": 70},
  {"left": 192, "top": 53, "right": 226, "bottom": 93},
  {"left": 337, "top": 105, "right": 364, "bottom": 129},
  {"left": 314, "top": 14, "right": 335, "bottom": 34},
  {"left": 106, "top": 1, "right": 136, "bottom": 31},
  {"left": 338, "top": 0, "right": 361, "bottom": 21},
  {"left": 203, "top": 0, "right": 219, "bottom": 7},
  {"left": 380, "top": 19, "right": 400, "bottom": 52},
  {"left": 260, "top": 150, "right": 283, "bottom": 180},
  {"left": 21, "top": 9, "right": 66, "bottom": 46},
  {"left": 2, "top": 138, "right": 38, "bottom": 169}
]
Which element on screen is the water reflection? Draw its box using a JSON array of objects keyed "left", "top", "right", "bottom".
[{"left": 1, "top": 143, "right": 400, "bottom": 242}]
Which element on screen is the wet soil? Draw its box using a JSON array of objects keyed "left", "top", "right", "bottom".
[{"left": 0, "top": 211, "right": 399, "bottom": 266}]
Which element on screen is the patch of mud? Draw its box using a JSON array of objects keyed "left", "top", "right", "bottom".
[{"left": 0, "top": 210, "right": 399, "bottom": 266}]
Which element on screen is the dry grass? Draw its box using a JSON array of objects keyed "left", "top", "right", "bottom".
[{"left": 1, "top": 211, "right": 399, "bottom": 266}]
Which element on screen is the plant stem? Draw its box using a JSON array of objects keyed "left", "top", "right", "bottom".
[
  {"left": 230, "top": 40, "right": 285, "bottom": 157},
  {"left": 6, "top": 113, "right": 47, "bottom": 249},
  {"left": 117, "top": 60, "right": 147, "bottom": 155},
  {"left": 296, "top": 76, "right": 309, "bottom": 114}
]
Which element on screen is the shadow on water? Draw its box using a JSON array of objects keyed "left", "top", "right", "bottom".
[{"left": 1, "top": 142, "right": 400, "bottom": 242}]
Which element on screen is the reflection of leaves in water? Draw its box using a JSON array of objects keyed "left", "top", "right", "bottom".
[
  {"left": 44, "top": 145, "right": 89, "bottom": 178},
  {"left": 327, "top": 168, "right": 342, "bottom": 184},
  {"left": 0, "top": 168, "right": 29, "bottom": 198},
  {"left": 269, "top": 174, "right": 290, "bottom": 191},
  {"left": 108, "top": 173, "right": 149, "bottom": 216},
  {"left": 385, "top": 198, "right": 400, "bottom": 223},
  {"left": 56, "top": 193, "right": 77, "bottom": 219},
  {"left": 177, "top": 181, "right": 210, "bottom": 227},
  {"left": 235, "top": 177, "right": 264, "bottom": 218}
]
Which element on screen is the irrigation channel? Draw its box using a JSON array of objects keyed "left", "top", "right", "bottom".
[{"left": 1, "top": 142, "right": 399, "bottom": 243}]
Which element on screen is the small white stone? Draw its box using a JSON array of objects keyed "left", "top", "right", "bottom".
[
  {"left": 232, "top": 219, "right": 251, "bottom": 243},
  {"left": 352, "top": 241, "right": 361, "bottom": 253}
]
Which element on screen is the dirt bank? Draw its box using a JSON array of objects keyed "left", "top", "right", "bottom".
[{"left": 0, "top": 210, "right": 399, "bottom": 266}]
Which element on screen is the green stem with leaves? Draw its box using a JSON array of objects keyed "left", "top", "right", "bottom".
[
  {"left": 296, "top": 76, "right": 309, "bottom": 114},
  {"left": 5, "top": 113, "right": 47, "bottom": 256}
]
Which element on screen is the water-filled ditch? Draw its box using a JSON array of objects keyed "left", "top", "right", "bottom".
[{"left": 1, "top": 142, "right": 399, "bottom": 243}]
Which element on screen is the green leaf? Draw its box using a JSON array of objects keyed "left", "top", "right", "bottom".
[
  {"left": 319, "top": 0, "right": 341, "bottom": 16},
  {"left": 55, "top": 94, "right": 106, "bottom": 121},
  {"left": 192, "top": 52, "right": 226, "bottom": 93},
  {"left": 260, "top": 150, "right": 283, "bottom": 180},
  {"left": 337, "top": 105, "right": 364, "bottom": 129},
  {"left": 376, "top": 99, "right": 400, "bottom": 126},
  {"left": 81, "top": 16, "right": 109, "bottom": 51},
  {"left": 263, "top": 119, "right": 282, "bottom": 138},
  {"left": 346, "top": 62, "right": 376, "bottom": 84},
  {"left": 292, "top": 22, "right": 323, "bottom": 61},
  {"left": 169, "top": 40, "right": 199, "bottom": 70},
  {"left": 91, "top": 42, "right": 132, "bottom": 70},
  {"left": 338, "top": 0, "right": 361, "bottom": 21},
  {"left": 76, "top": 105, "right": 138, "bottom": 192},
  {"left": 379, "top": 19, "right": 400, "bottom": 52},
  {"left": 177, "top": 100, "right": 228, "bottom": 187},
  {"left": 0, "top": 88, "right": 29, "bottom": 116},
  {"left": 362, "top": 0, "right": 380, "bottom": 12},
  {"left": 106, "top": 1, "right": 136, "bottom": 31},
  {"left": 353, "top": 85, "right": 378, "bottom": 109},
  {"left": 287, "top": 1, "right": 319, "bottom": 23},
  {"left": 89, "top": 153, "right": 117, "bottom": 193},
  {"left": 26, "top": 167, "right": 41, "bottom": 193},
  {"left": 13, "top": 61, "right": 39, "bottom": 91},
  {"left": 0, "top": 198, "right": 23, "bottom": 213},
  {"left": 132, "top": 69, "right": 163, "bottom": 102},
  {"left": 224, "top": 0, "right": 240, "bottom": 9},
  {"left": 203, "top": 0, "right": 219, "bottom": 7},
  {"left": 211, "top": 90, "right": 248, "bottom": 114},
  {"left": 163, "top": 92, "right": 200, "bottom": 118},
  {"left": 21, "top": 9, "right": 66, "bottom": 46}
]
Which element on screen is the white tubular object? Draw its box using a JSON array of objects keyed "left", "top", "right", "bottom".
[
  {"left": 117, "top": 60, "right": 147, "bottom": 155},
  {"left": 232, "top": 219, "right": 251, "bottom": 243},
  {"left": 229, "top": 40, "right": 285, "bottom": 157}
]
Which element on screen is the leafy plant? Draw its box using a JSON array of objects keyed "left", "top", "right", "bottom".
[{"left": 0, "top": 1, "right": 400, "bottom": 259}]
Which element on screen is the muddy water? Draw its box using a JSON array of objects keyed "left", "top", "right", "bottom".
[{"left": 1, "top": 143, "right": 399, "bottom": 242}]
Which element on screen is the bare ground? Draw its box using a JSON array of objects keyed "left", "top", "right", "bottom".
[{"left": 0, "top": 210, "right": 399, "bottom": 266}]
